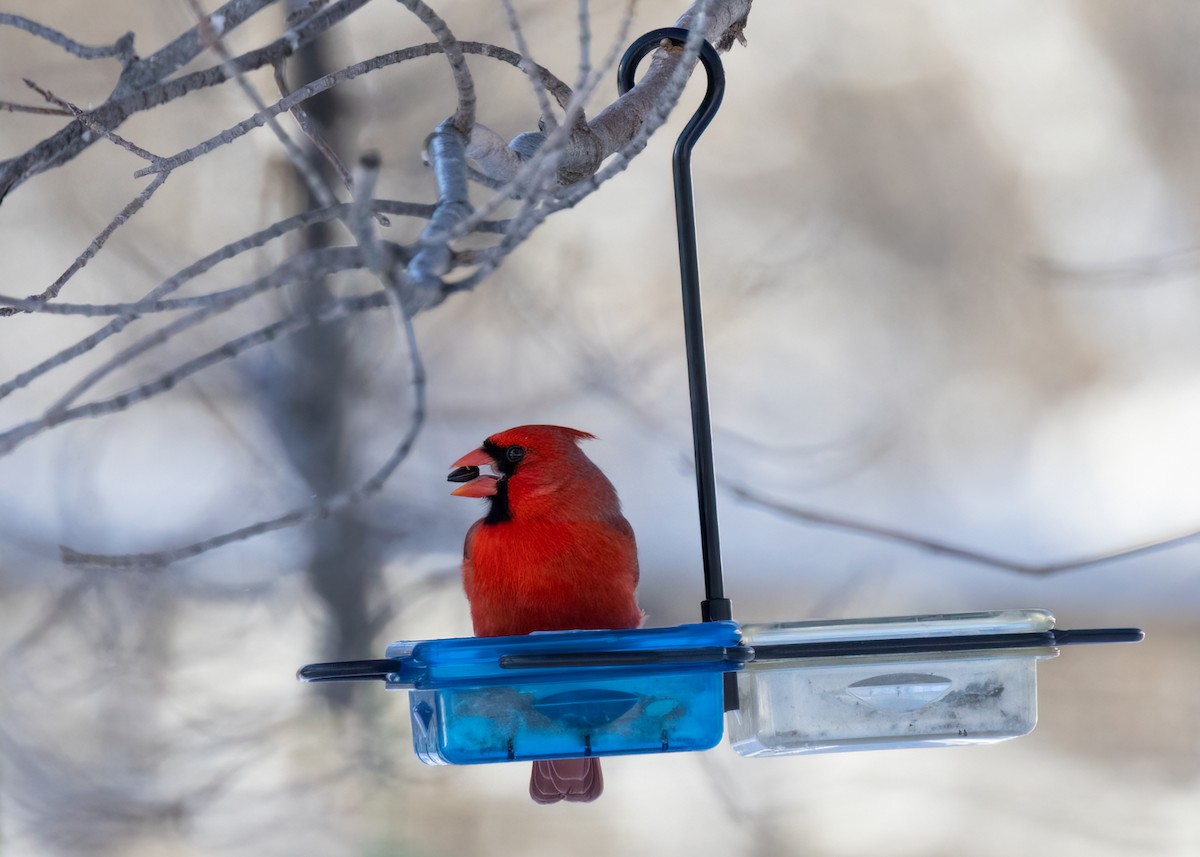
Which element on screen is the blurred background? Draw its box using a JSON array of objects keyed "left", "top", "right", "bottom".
[{"left": 1, "top": 0, "right": 1198, "bottom": 855}]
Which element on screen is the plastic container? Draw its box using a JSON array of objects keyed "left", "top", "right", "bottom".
[
  {"left": 727, "top": 610, "right": 1060, "bottom": 757},
  {"left": 381, "top": 622, "right": 746, "bottom": 765}
]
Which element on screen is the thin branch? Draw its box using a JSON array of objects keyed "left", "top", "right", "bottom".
[
  {"left": 576, "top": 0, "right": 593, "bottom": 94},
  {"left": 395, "top": 0, "right": 475, "bottom": 135},
  {"left": 0, "top": 248, "right": 366, "bottom": 458},
  {"left": 0, "top": 201, "right": 507, "bottom": 318},
  {"left": 0, "top": 101, "right": 70, "bottom": 116},
  {"left": 57, "top": 155, "right": 429, "bottom": 570},
  {"left": 112, "top": 0, "right": 279, "bottom": 96},
  {"left": 186, "top": 0, "right": 338, "bottom": 210},
  {"left": 44, "top": 291, "right": 384, "bottom": 447},
  {"left": 271, "top": 59, "right": 390, "bottom": 225},
  {"left": 498, "top": 0, "right": 557, "bottom": 128},
  {"left": 0, "top": 205, "right": 355, "bottom": 402},
  {"left": 0, "top": 13, "right": 135, "bottom": 61},
  {"left": 453, "top": 0, "right": 652, "bottom": 231},
  {"left": 46, "top": 245, "right": 363, "bottom": 407},
  {"left": 722, "top": 479, "right": 1200, "bottom": 576},
  {"left": 0, "top": 173, "right": 169, "bottom": 317},
  {"left": 0, "top": 0, "right": 371, "bottom": 203},
  {"left": 131, "top": 41, "right": 523, "bottom": 180},
  {"left": 348, "top": 155, "right": 389, "bottom": 276},
  {"left": 1033, "top": 247, "right": 1200, "bottom": 285},
  {"left": 24, "top": 79, "right": 160, "bottom": 162},
  {"left": 553, "top": 16, "right": 714, "bottom": 203},
  {"left": 1, "top": 291, "right": 382, "bottom": 467},
  {"left": 59, "top": 284, "right": 427, "bottom": 569},
  {"left": 459, "top": 41, "right": 575, "bottom": 109},
  {"left": 348, "top": 156, "right": 430, "bottom": 497}
]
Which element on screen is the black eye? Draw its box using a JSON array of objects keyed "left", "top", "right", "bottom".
[{"left": 505, "top": 445, "right": 526, "bottom": 463}]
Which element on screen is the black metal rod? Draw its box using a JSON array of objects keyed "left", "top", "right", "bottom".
[
  {"left": 499, "top": 646, "right": 754, "bottom": 669},
  {"left": 296, "top": 659, "right": 399, "bottom": 682},
  {"left": 293, "top": 627, "right": 1144, "bottom": 684},
  {"left": 619, "top": 28, "right": 730, "bottom": 623},
  {"left": 749, "top": 628, "right": 1145, "bottom": 661}
]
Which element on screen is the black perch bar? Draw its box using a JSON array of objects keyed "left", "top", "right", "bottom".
[{"left": 297, "top": 627, "right": 1144, "bottom": 682}]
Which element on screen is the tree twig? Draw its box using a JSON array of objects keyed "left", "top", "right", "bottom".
[
  {"left": 721, "top": 479, "right": 1200, "bottom": 576},
  {"left": 0, "top": 13, "right": 134, "bottom": 61},
  {"left": 186, "top": 0, "right": 338, "bottom": 210},
  {"left": 0, "top": 0, "right": 371, "bottom": 203},
  {"left": 0, "top": 172, "right": 169, "bottom": 317},
  {"left": 396, "top": 0, "right": 475, "bottom": 135}
]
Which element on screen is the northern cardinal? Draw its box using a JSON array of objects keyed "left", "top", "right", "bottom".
[{"left": 448, "top": 425, "right": 643, "bottom": 804}]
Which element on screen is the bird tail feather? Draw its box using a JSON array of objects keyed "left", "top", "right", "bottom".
[{"left": 529, "top": 758, "right": 603, "bottom": 804}]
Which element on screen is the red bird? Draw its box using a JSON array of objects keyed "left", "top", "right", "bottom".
[{"left": 448, "top": 425, "right": 643, "bottom": 804}]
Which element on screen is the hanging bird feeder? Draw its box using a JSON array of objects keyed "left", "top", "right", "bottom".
[{"left": 299, "top": 28, "right": 1143, "bottom": 769}]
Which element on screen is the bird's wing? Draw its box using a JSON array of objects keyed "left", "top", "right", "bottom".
[
  {"left": 606, "top": 514, "right": 640, "bottom": 587},
  {"left": 461, "top": 519, "right": 481, "bottom": 600}
]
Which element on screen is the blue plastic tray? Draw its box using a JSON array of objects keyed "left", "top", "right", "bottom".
[{"left": 383, "top": 623, "right": 744, "bottom": 765}]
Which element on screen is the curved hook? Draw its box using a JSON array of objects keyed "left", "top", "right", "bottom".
[
  {"left": 618, "top": 29, "right": 731, "bottom": 625},
  {"left": 617, "top": 27, "right": 726, "bottom": 162}
]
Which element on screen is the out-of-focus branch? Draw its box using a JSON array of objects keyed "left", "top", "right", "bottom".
[
  {"left": 1033, "top": 247, "right": 1200, "bottom": 285},
  {"left": 498, "top": 0, "right": 557, "bottom": 127},
  {"left": 24, "top": 79, "right": 161, "bottom": 162},
  {"left": 466, "top": 0, "right": 752, "bottom": 186},
  {"left": 0, "top": 0, "right": 370, "bottom": 204},
  {"left": 56, "top": 154, "right": 428, "bottom": 570},
  {"left": 406, "top": 121, "right": 472, "bottom": 307},
  {"left": 0, "top": 198, "right": 502, "bottom": 413},
  {"left": 129, "top": 41, "right": 516, "bottom": 182},
  {"left": 0, "top": 247, "right": 366, "bottom": 458},
  {"left": 272, "top": 59, "right": 389, "bottom": 225},
  {"left": 186, "top": 0, "right": 339, "bottom": 211},
  {"left": 0, "top": 100, "right": 70, "bottom": 115},
  {"left": 0, "top": 13, "right": 135, "bottom": 62},
  {"left": 58, "top": 280, "right": 427, "bottom": 569},
  {"left": 453, "top": 0, "right": 750, "bottom": 289},
  {"left": 397, "top": 0, "right": 475, "bottom": 135},
  {"left": 0, "top": 173, "right": 168, "bottom": 317},
  {"left": 722, "top": 479, "right": 1200, "bottom": 576}
]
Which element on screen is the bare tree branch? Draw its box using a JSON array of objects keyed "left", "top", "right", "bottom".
[
  {"left": 128, "top": 41, "right": 502, "bottom": 181},
  {"left": 0, "top": 173, "right": 169, "bottom": 317},
  {"left": 0, "top": 0, "right": 371, "bottom": 203},
  {"left": 58, "top": 273, "right": 428, "bottom": 568},
  {"left": 471, "top": 0, "right": 752, "bottom": 187},
  {"left": 0, "top": 13, "right": 135, "bottom": 61},
  {"left": 0, "top": 100, "right": 70, "bottom": 116},
  {"left": 722, "top": 479, "right": 1200, "bottom": 576},
  {"left": 23, "top": 79, "right": 161, "bottom": 163},
  {"left": 396, "top": 0, "right": 475, "bottom": 135},
  {"left": 406, "top": 121, "right": 471, "bottom": 305},
  {"left": 186, "top": 0, "right": 339, "bottom": 210}
]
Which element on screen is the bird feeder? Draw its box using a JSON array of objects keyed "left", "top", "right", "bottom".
[{"left": 299, "top": 28, "right": 1144, "bottom": 769}]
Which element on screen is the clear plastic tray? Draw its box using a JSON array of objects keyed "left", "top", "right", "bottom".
[{"left": 728, "top": 610, "right": 1059, "bottom": 757}]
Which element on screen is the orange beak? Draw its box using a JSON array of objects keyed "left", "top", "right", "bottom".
[{"left": 448, "top": 447, "right": 500, "bottom": 497}]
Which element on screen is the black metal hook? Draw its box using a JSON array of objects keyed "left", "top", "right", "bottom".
[{"left": 618, "top": 29, "right": 730, "bottom": 623}]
